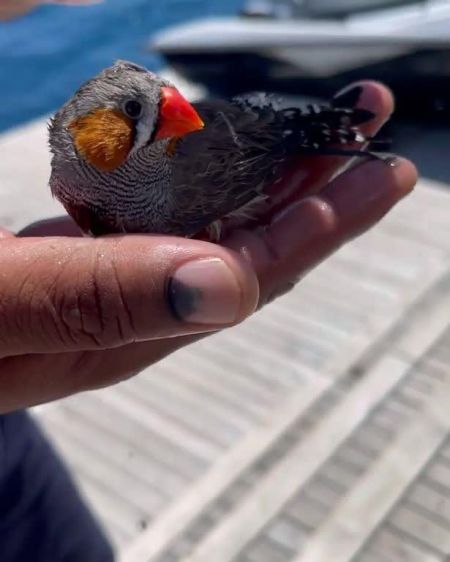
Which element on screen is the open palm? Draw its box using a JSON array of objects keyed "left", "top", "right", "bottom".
[{"left": 0, "top": 82, "right": 417, "bottom": 412}]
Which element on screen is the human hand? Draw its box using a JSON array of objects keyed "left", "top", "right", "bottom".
[
  {"left": 0, "top": 0, "right": 102, "bottom": 21},
  {"left": 0, "top": 82, "right": 417, "bottom": 413}
]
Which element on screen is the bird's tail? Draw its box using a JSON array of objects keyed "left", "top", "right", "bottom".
[
  {"left": 279, "top": 102, "right": 388, "bottom": 161},
  {"left": 233, "top": 91, "right": 389, "bottom": 161}
]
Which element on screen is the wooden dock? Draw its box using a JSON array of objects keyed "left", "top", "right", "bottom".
[{"left": 2, "top": 113, "right": 450, "bottom": 562}]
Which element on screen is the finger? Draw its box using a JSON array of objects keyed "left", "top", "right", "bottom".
[
  {"left": 0, "top": 227, "right": 15, "bottom": 240},
  {"left": 221, "top": 81, "right": 394, "bottom": 234},
  {"left": 0, "top": 235, "right": 258, "bottom": 356},
  {"left": 0, "top": 335, "right": 196, "bottom": 412},
  {"left": 59, "top": 159, "right": 415, "bottom": 396},
  {"left": 225, "top": 157, "right": 417, "bottom": 305},
  {"left": 0, "top": 159, "right": 416, "bottom": 412},
  {"left": 306, "top": 81, "right": 394, "bottom": 187}
]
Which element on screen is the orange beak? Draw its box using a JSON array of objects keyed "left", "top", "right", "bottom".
[{"left": 154, "top": 86, "right": 204, "bottom": 141}]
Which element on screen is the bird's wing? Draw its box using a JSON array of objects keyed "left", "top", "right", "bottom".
[{"left": 170, "top": 95, "right": 374, "bottom": 237}]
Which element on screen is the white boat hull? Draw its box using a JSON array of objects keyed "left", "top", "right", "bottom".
[{"left": 152, "top": 1, "right": 450, "bottom": 77}]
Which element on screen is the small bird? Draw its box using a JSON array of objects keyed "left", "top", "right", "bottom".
[{"left": 49, "top": 60, "right": 379, "bottom": 239}]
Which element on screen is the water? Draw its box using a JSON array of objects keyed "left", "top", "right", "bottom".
[{"left": 0, "top": 0, "right": 242, "bottom": 132}]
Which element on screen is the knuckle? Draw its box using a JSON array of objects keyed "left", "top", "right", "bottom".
[
  {"left": 0, "top": 260, "right": 56, "bottom": 350},
  {"left": 50, "top": 246, "right": 137, "bottom": 348},
  {"left": 301, "top": 196, "right": 338, "bottom": 234},
  {"left": 55, "top": 275, "right": 106, "bottom": 347}
]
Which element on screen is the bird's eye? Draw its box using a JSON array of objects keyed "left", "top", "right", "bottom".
[{"left": 123, "top": 99, "right": 143, "bottom": 119}]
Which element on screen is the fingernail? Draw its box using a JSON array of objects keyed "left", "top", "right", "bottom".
[
  {"left": 384, "top": 155, "right": 400, "bottom": 167},
  {"left": 167, "top": 258, "right": 242, "bottom": 325},
  {"left": 332, "top": 85, "right": 364, "bottom": 108},
  {"left": 350, "top": 154, "right": 400, "bottom": 173}
]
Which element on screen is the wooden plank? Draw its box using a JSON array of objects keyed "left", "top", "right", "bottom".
[
  {"left": 337, "top": 228, "right": 444, "bottom": 282},
  {"left": 195, "top": 338, "right": 303, "bottom": 392},
  {"left": 168, "top": 345, "right": 285, "bottom": 406},
  {"left": 49, "top": 397, "right": 205, "bottom": 477},
  {"left": 49, "top": 431, "right": 166, "bottom": 514},
  {"left": 239, "top": 315, "right": 342, "bottom": 359},
  {"left": 40, "top": 410, "right": 188, "bottom": 495},
  {"left": 369, "top": 408, "right": 406, "bottom": 433},
  {"left": 266, "top": 302, "right": 351, "bottom": 340},
  {"left": 265, "top": 515, "right": 308, "bottom": 553},
  {"left": 357, "top": 551, "right": 390, "bottom": 562},
  {"left": 174, "top": 356, "right": 410, "bottom": 562},
  {"left": 103, "top": 389, "right": 224, "bottom": 461},
  {"left": 121, "top": 375, "right": 330, "bottom": 562},
  {"left": 0, "top": 118, "right": 63, "bottom": 231},
  {"left": 138, "top": 371, "right": 260, "bottom": 430},
  {"left": 426, "top": 356, "right": 450, "bottom": 379},
  {"left": 320, "top": 459, "right": 362, "bottom": 490},
  {"left": 284, "top": 494, "right": 328, "bottom": 531},
  {"left": 382, "top": 183, "right": 450, "bottom": 253},
  {"left": 302, "top": 476, "right": 344, "bottom": 507},
  {"left": 298, "top": 268, "right": 392, "bottom": 306},
  {"left": 369, "top": 527, "right": 442, "bottom": 562},
  {"left": 287, "top": 284, "right": 388, "bottom": 327},
  {"left": 244, "top": 537, "right": 291, "bottom": 562},
  {"left": 350, "top": 424, "right": 390, "bottom": 455},
  {"left": 311, "top": 255, "right": 401, "bottom": 299},
  {"left": 334, "top": 444, "right": 374, "bottom": 473},
  {"left": 123, "top": 272, "right": 450, "bottom": 561},
  {"left": 317, "top": 280, "right": 448, "bottom": 383},
  {"left": 439, "top": 443, "right": 450, "bottom": 463},
  {"left": 390, "top": 506, "right": 450, "bottom": 555},
  {"left": 408, "top": 482, "right": 450, "bottom": 525},
  {"left": 174, "top": 337, "right": 299, "bottom": 394},
  {"left": 394, "top": 273, "right": 450, "bottom": 361},
  {"left": 70, "top": 465, "right": 153, "bottom": 541},
  {"left": 397, "top": 382, "right": 430, "bottom": 403},
  {"left": 120, "top": 380, "right": 243, "bottom": 447},
  {"left": 379, "top": 399, "right": 416, "bottom": 421},
  {"left": 76, "top": 479, "right": 138, "bottom": 549},
  {"left": 427, "top": 462, "right": 450, "bottom": 492},
  {"left": 293, "top": 380, "right": 450, "bottom": 562},
  {"left": 173, "top": 369, "right": 269, "bottom": 420}
]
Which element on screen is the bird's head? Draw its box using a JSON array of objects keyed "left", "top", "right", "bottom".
[{"left": 49, "top": 60, "right": 204, "bottom": 172}]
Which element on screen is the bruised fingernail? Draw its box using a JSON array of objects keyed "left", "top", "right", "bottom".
[
  {"left": 332, "top": 85, "right": 364, "bottom": 108},
  {"left": 167, "top": 258, "right": 242, "bottom": 325}
]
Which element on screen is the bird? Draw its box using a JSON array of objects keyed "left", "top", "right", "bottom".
[{"left": 48, "top": 60, "right": 381, "bottom": 240}]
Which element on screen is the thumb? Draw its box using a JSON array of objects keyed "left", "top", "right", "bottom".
[{"left": 0, "top": 235, "right": 258, "bottom": 356}]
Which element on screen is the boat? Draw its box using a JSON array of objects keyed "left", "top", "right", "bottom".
[{"left": 150, "top": 0, "right": 450, "bottom": 118}]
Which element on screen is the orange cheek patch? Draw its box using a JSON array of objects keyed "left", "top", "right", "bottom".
[{"left": 69, "top": 109, "right": 134, "bottom": 172}]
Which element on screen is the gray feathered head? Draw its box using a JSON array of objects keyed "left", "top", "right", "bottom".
[{"left": 49, "top": 60, "right": 204, "bottom": 172}]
